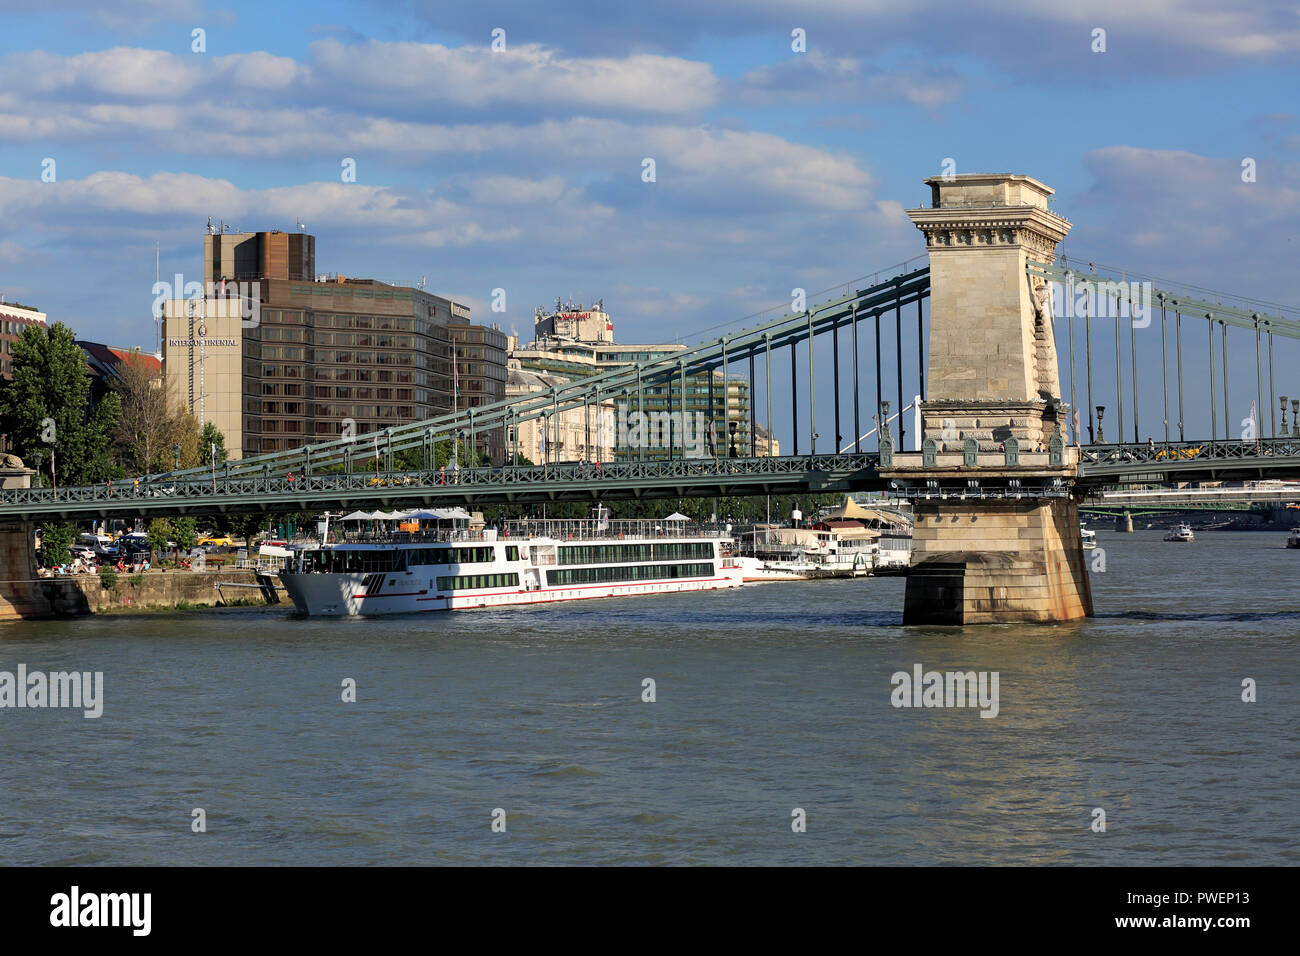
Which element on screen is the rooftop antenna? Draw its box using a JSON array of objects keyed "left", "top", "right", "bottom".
[
  {"left": 296, "top": 217, "right": 305, "bottom": 231},
  {"left": 155, "top": 240, "right": 161, "bottom": 357}
]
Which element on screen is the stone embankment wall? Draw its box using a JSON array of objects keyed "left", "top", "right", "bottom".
[{"left": 2, "top": 563, "right": 279, "bottom": 620}]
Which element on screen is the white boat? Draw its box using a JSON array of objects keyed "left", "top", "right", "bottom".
[
  {"left": 1080, "top": 526, "right": 1097, "bottom": 550},
  {"left": 1163, "top": 523, "right": 1195, "bottom": 542},
  {"left": 734, "top": 507, "right": 912, "bottom": 581},
  {"left": 733, "top": 548, "right": 875, "bottom": 582},
  {"left": 279, "top": 508, "right": 743, "bottom": 616},
  {"left": 1287, "top": 528, "right": 1300, "bottom": 549}
]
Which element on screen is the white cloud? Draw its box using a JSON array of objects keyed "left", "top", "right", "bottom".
[
  {"left": 1073, "top": 146, "right": 1300, "bottom": 303},
  {"left": 309, "top": 39, "right": 718, "bottom": 113}
]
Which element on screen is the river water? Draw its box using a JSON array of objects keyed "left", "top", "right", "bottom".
[{"left": 1, "top": 529, "right": 1296, "bottom": 865}]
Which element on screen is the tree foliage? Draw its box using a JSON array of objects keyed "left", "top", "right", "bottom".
[
  {"left": 38, "top": 521, "right": 76, "bottom": 568},
  {"left": 201, "top": 422, "right": 228, "bottom": 464},
  {"left": 146, "top": 519, "right": 172, "bottom": 558},
  {"left": 170, "top": 516, "right": 198, "bottom": 551},
  {"left": 109, "top": 354, "right": 217, "bottom": 475},
  {"left": 0, "top": 323, "right": 120, "bottom": 485}
]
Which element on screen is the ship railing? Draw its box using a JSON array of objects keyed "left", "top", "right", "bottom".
[
  {"left": 501, "top": 519, "right": 729, "bottom": 541},
  {"left": 331, "top": 528, "right": 488, "bottom": 544}
]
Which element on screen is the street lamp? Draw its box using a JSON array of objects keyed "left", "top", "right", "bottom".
[
  {"left": 1280, "top": 396, "right": 1289, "bottom": 438},
  {"left": 1095, "top": 406, "right": 1106, "bottom": 444},
  {"left": 32, "top": 450, "right": 43, "bottom": 488},
  {"left": 172, "top": 444, "right": 181, "bottom": 471},
  {"left": 728, "top": 420, "right": 739, "bottom": 458},
  {"left": 1291, "top": 399, "right": 1299, "bottom": 438}
]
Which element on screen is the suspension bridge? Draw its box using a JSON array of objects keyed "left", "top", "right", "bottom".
[{"left": 2, "top": 171, "right": 1297, "bottom": 623}]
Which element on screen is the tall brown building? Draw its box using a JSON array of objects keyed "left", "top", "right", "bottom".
[
  {"left": 166, "top": 230, "right": 502, "bottom": 461},
  {"left": 204, "top": 230, "right": 315, "bottom": 285},
  {"left": 448, "top": 319, "right": 508, "bottom": 464}
]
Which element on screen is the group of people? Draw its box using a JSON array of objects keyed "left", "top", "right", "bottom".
[{"left": 39, "top": 554, "right": 152, "bottom": 577}]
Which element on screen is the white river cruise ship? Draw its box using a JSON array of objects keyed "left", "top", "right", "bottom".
[{"left": 280, "top": 509, "right": 743, "bottom": 616}]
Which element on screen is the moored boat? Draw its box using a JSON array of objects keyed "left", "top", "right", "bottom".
[
  {"left": 1287, "top": 528, "right": 1300, "bottom": 549},
  {"left": 1163, "top": 523, "right": 1195, "bottom": 542},
  {"left": 279, "top": 508, "right": 743, "bottom": 616},
  {"left": 1080, "top": 525, "right": 1097, "bottom": 550}
]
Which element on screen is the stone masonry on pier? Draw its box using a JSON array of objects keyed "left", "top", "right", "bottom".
[{"left": 885, "top": 173, "right": 1093, "bottom": 625}]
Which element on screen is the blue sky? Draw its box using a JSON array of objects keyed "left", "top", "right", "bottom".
[{"left": 1, "top": 0, "right": 1297, "bottom": 442}]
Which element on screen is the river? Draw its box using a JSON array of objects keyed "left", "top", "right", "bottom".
[{"left": 1, "top": 528, "right": 1295, "bottom": 865}]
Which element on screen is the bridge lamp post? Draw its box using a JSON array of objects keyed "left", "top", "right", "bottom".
[
  {"left": 620, "top": 388, "right": 629, "bottom": 462},
  {"left": 1292, "top": 399, "right": 1300, "bottom": 438},
  {"left": 1095, "top": 406, "right": 1106, "bottom": 444},
  {"left": 728, "top": 420, "right": 738, "bottom": 458},
  {"left": 1279, "top": 397, "right": 1289, "bottom": 438},
  {"left": 172, "top": 444, "right": 181, "bottom": 471},
  {"left": 32, "top": 450, "right": 43, "bottom": 489},
  {"left": 541, "top": 412, "right": 550, "bottom": 473}
]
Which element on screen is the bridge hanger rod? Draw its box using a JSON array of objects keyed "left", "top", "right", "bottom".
[
  {"left": 1027, "top": 261, "right": 1300, "bottom": 341},
  {"left": 167, "top": 269, "right": 932, "bottom": 479},
  {"left": 253, "top": 278, "right": 928, "bottom": 475},
  {"left": 199, "top": 272, "right": 927, "bottom": 475}
]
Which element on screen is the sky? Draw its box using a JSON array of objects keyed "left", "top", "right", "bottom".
[{"left": 0, "top": 0, "right": 1297, "bottom": 442}]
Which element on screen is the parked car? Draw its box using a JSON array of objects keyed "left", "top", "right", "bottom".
[{"left": 197, "top": 534, "right": 234, "bottom": 548}]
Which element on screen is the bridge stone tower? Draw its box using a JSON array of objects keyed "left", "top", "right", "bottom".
[{"left": 883, "top": 174, "right": 1093, "bottom": 624}]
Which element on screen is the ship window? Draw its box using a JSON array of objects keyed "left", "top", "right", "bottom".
[
  {"left": 436, "top": 573, "right": 519, "bottom": 591},
  {"left": 545, "top": 562, "right": 714, "bottom": 586}
]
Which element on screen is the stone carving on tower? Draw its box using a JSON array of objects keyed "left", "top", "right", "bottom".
[{"left": 905, "top": 173, "right": 1072, "bottom": 449}]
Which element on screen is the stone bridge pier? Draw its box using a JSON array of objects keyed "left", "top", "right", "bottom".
[
  {"left": 882, "top": 173, "right": 1093, "bottom": 624},
  {"left": 0, "top": 461, "right": 57, "bottom": 619}
]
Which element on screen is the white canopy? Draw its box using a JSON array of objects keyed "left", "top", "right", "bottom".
[
  {"left": 388, "top": 507, "right": 472, "bottom": 522},
  {"left": 663, "top": 511, "right": 691, "bottom": 521},
  {"left": 340, "top": 511, "right": 372, "bottom": 521}
]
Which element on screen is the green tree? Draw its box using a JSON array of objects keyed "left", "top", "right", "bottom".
[
  {"left": 39, "top": 521, "right": 76, "bottom": 568},
  {"left": 170, "top": 516, "right": 198, "bottom": 551},
  {"left": 0, "top": 323, "right": 121, "bottom": 485},
  {"left": 233, "top": 512, "right": 264, "bottom": 547},
  {"left": 146, "top": 519, "right": 172, "bottom": 560},
  {"left": 201, "top": 422, "right": 227, "bottom": 464}
]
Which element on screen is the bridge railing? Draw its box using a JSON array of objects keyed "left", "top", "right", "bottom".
[
  {"left": 0, "top": 453, "right": 882, "bottom": 510},
  {"left": 1078, "top": 438, "right": 1300, "bottom": 469}
]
